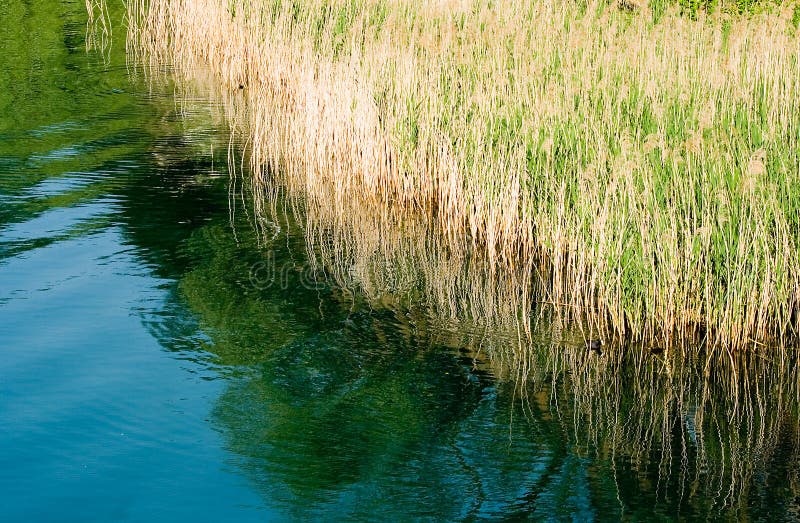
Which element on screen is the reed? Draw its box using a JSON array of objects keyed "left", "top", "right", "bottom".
[
  {"left": 154, "top": 75, "right": 800, "bottom": 515},
  {"left": 127, "top": 0, "right": 800, "bottom": 350}
]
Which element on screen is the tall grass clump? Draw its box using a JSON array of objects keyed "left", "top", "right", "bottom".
[{"left": 127, "top": 0, "right": 800, "bottom": 350}]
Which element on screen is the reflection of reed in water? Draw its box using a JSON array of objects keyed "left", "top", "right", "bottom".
[
  {"left": 304, "top": 186, "right": 533, "bottom": 331},
  {"left": 535, "top": 345, "right": 800, "bottom": 517}
]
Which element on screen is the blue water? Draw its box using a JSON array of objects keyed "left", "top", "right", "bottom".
[
  {"left": 2, "top": 0, "right": 799, "bottom": 521},
  {"left": 0, "top": 8, "right": 266, "bottom": 520},
  {"left": 2, "top": 231, "right": 265, "bottom": 520},
  {"left": 0, "top": 5, "right": 261, "bottom": 521}
]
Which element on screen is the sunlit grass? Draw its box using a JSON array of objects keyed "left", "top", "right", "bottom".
[
  {"left": 128, "top": 0, "right": 800, "bottom": 350},
  {"left": 147, "top": 53, "right": 800, "bottom": 516}
]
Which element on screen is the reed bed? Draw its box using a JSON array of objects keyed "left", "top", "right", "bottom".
[
  {"left": 128, "top": 0, "right": 800, "bottom": 349},
  {"left": 156, "top": 71, "right": 800, "bottom": 514}
]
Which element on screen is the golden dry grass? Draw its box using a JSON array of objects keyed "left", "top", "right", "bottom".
[
  {"left": 127, "top": 0, "right": 800, "bottom": 350},
  {"left": 148, "top": 57, "right": 800, "bottom": 514}
]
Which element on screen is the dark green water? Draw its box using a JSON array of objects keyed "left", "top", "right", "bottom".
[{"left": 2, "top": 1, "right": 800, "bottom": 521}]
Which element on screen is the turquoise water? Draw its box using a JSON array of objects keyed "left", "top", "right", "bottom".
[{"left": 2, "top": 0, "right": 799, "bottom": 521}]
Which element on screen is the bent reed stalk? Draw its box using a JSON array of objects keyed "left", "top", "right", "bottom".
[{"left": 127, "top": 0, "right": 800, "bottom": 350}]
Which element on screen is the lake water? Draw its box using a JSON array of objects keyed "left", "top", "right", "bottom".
[{"left": 2, "top": 0, "right": 799, "bottom": 521}]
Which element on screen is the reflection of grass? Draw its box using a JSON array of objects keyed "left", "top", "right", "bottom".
[
  {"left": 199, "top": 260, "right": 800, "bottom": 518},
  {"left": 291, "top": 194, "right": 800, "bottom": 515},
  {"left": 528, "top": 343, "right": 800, "bottom": 518},
  {"left": 129, "top": 0, "right": 800, "bottom": 349}
]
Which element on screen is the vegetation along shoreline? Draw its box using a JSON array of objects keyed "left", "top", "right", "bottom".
[{"left": 123, "top": 0, "right": 800, "bottom": 352}]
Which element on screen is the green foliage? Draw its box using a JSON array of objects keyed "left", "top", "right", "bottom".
[{"left": 675, "top": 0, "right": 784, "bottom": 15}]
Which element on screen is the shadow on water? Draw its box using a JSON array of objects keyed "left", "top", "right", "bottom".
[{"left": 2, "top": 0, "right": 799, "bottom": 520}]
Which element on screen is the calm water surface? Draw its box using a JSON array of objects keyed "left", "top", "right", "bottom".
[{"left": 2, "top": 1, "right": 799, "bottom": 521}]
